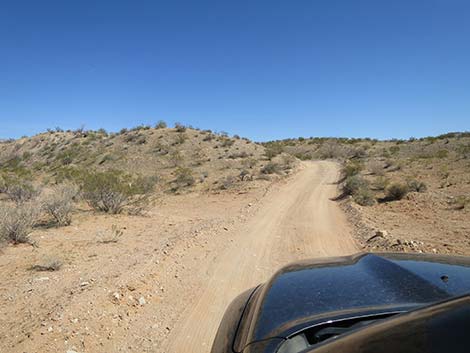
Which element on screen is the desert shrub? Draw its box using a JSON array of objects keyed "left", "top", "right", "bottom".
[
  {"left": 242, "top": 158, "right": 257, "bottom": 169},
  {"left": 318, "top": 141, "right": 345, "bottom": 159},
  {"left": 174, "top": 133, "right": 187, "bottom": 145},
  {"left": 264, "top": 143, "right": 283, "bottom": 160},
  {"left": 220, "top": 138, "right": 235, "bottom": 148},
  {"left": 341, "top": 161, "right": 363, "bottom": 179},
  {"left": 203, "top": 134, "right": 214, "bottom": 142},
  {"left": 4, "top": 181, "right": 38, "bottom": 204},
  {"left": 97, "top": 128, "right": 108, "bottom": 136},
  {"left": 174, "top": 122, "right": 187, "bottom": 132},
  {"left": 371, "top": 176, "right": 390, "bottom": 191},
  {"left": 353, "top": 187, "right": 376, "bottom": 206},
  {"left": 367, "top": 160, "right": 385, "bottom": 176},
  {"left": 174, "top": 167, "right": 195, "bottom": 188},
  {"left": 79, "top": 170, "right": 153, "bottom": 214},
  {"left": 342, "top": 175, "right": 368, "bottom": 196},
  {"left": 123, "top": 133, "right": 141, "bottom": 143},
  {"left": 280, "top": 154, "right": 296, "bottom": 170},
  {"left": 97, "top": 224, "right": 124, "bottom": 243},
  {"left": 341, "top": 175, "right": 374, "bottom": 206},
  {"left": 40, "top": 183, "right": 78, "bottom": 226},
  {"left": 435, "top": 149, "right": 449, "bottom": 159},
  {"left": 450, "top": 196, "right": 470, "bottom": 210},
  {"left": 407, "top": 179, "right": 427, "bottom": 193},
  {"left": 347, "top": 146, "right": 367, "bottom": 159},
  {"left": 261, "top": 162, "right": 281, "bottom": 174},
  {"left": 385, "top": 183, "right": 409, "bottom": 201},
  {"left": 29, "top": 258, "right": 63, "bottom": 271},
  {"left": 168, "top": 150, "right": 183, "bottom": 167},
  {"left": 131, "top": 124, "right": 150, "bottom": 131},
  {"left": 457, "top": 144, "right": 470, "bottom": 159},
  {"left": 155, "top": 120, "right": 167, "bottom": 129},
  {"left": 228, "top": 151, "right": 249, "bottom": 159},
  {"left": 220, "top": 176, "right": 236, "bottom": 190},
  {"left": 0, "top": 202, "right": 39, "bottom": 245}
]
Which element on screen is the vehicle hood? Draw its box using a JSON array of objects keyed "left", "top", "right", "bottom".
[{"left": 235, "top": 252, "right": 470, "bottom": 351}]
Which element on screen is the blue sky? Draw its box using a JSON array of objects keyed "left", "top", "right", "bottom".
[{"left": 1, "top": 0, "right": 469, "bottom": 141}]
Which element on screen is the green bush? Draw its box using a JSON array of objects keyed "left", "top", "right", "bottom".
[
  {"left": 341, "top": 161, "right": 363, "bottom": 179},
  {"left": 407, "top": 179, "right": 427, "bottom": 193},
  {"left": 174, "top": 167, "right": 195, "bottom": 188},
  {"left": 155, "top": 120, "right": 167, "bottom": 129},
  {"left": 371, "top": 176, "right": 390, "bottom": 191},
  {"left": 385, "top": 183, "right": 409, "bottom": 201},
  {"left": 435, "top": 150, "right": 449, "bottom": 159},
  {"left": 342, "top": 175, "right": 368, "bottom": 196},
  {"left": 174, "top": 122, "right": 187, "bottom": 132},
  {"left": 367, "top": 160, "right": 384, "bottom": 176},
  {"left": 79, "top": 170, "right": 153, "bottom": 214},
  {"left": 450, "top": 196, "right": 470, "bottom": 210},
  {"left": 353, "top": 187, "right": 376, "bottom": 206},
  {"left": 220, "top": 138, "right": 235, "bottom": 148},
  {"left": 264, "top": 144, "right": 283, "bottom": 160}
]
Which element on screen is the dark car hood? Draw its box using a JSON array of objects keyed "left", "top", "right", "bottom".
[{"left": 235, "top": 252, "right": 470, "bottom": 351}]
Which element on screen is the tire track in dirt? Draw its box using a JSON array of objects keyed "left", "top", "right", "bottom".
[{"left": 163, "top": 161, "right": 358, "bottom": 353}]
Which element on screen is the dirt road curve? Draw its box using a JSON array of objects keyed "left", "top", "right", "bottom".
[{"left": 164, "top": 161, "right": 358, "bottom": 353}]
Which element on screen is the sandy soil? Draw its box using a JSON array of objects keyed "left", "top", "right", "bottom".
[
  {"left": 164, "top": 161, "right": 357, "bottom": 353},
  {"left": 0, "top": 161, "right": 357, "bottom": 353}
]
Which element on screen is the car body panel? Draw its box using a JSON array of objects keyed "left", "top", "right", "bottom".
[{"left": 222, "top": 252, "right": 470, "bottom": 353}]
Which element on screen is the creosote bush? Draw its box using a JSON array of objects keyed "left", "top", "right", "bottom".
[
  {"left": 261, "top": 162, "right": 281, "bottom": 175},
  {"left": 341, "top": 161, "right": 363, "bottom": 179},
  {"left": 407, "top": 179, "right": 427, "bottom": 193},
  {"left": 174, "top": 122, "right": 187, "bottom": 132},
  {"left": 342, "top": 175, "right": 368, "bottom": 196},
  {"left": 79, "top": 170, "right": 154, "bottom": 214},
  {"left": 155, "top": 120, "right": 167, "bottom": 129},
  {"left": 40, "top": 183, "right": 78, "bottom": 226},
  {"left": 4, "top": 181, "right": 38, "bottom": 204},
  {"left": 174, "top": 167, "right": 195, "bottom": 188},
  {"left": 367, "top": 160, "right": 385, "bottom": 176},
  {"left": 353, "top": 187, "right": 376, "bottom": 206},
  {"left": 0, "top": 202, "right": 39, "bottom": 245},
  {"left": 264, "top": 144, "right": 283, "bottom": 160},
  {"left": 385, "top": 183, "right": 409, "bottom": 201}
]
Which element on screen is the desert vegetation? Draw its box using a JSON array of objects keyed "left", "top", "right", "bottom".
[
  {"left": 263, "top": 132, "right": 470, "bottom": 255},
  {"left": 0, "top": 122, "right": 301, "bottom": 249}
]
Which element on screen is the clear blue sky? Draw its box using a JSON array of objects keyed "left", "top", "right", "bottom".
[{"left": 1, "top": 0, "right": 469, "bottom": 141}]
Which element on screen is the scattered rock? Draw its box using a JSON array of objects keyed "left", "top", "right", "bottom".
[
  {"left": 35, "top": 277, "right": 50, "bottom": 282},
  {"left": 112, "top": 292, "right": 121, "bottom": 302},
  {"left": 138, "top": 297, "right": 146, "bottom": 306}
]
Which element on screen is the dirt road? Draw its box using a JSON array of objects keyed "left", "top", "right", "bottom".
[{"left": 164, "top": 161, "right": 358, "bottom": 353}]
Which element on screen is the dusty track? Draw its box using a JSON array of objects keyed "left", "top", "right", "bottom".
[{"left": 164, "top": 161, "right": 358, "bottom": 353}]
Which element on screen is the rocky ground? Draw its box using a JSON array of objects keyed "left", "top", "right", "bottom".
[{"left": 0, "top": 181, "right": 271, "bottom": 353}]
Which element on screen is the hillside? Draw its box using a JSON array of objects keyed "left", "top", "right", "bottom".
[
  {"left": 264, "top": 133, "right": 470, "bottom": 255},
  {"left": 0, "top": 124, "right": 296, "bottom": 195}
]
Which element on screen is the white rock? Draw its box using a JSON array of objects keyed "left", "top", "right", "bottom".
[{"left": 138, "top": 297, "right": 146, "bottom": 306}]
